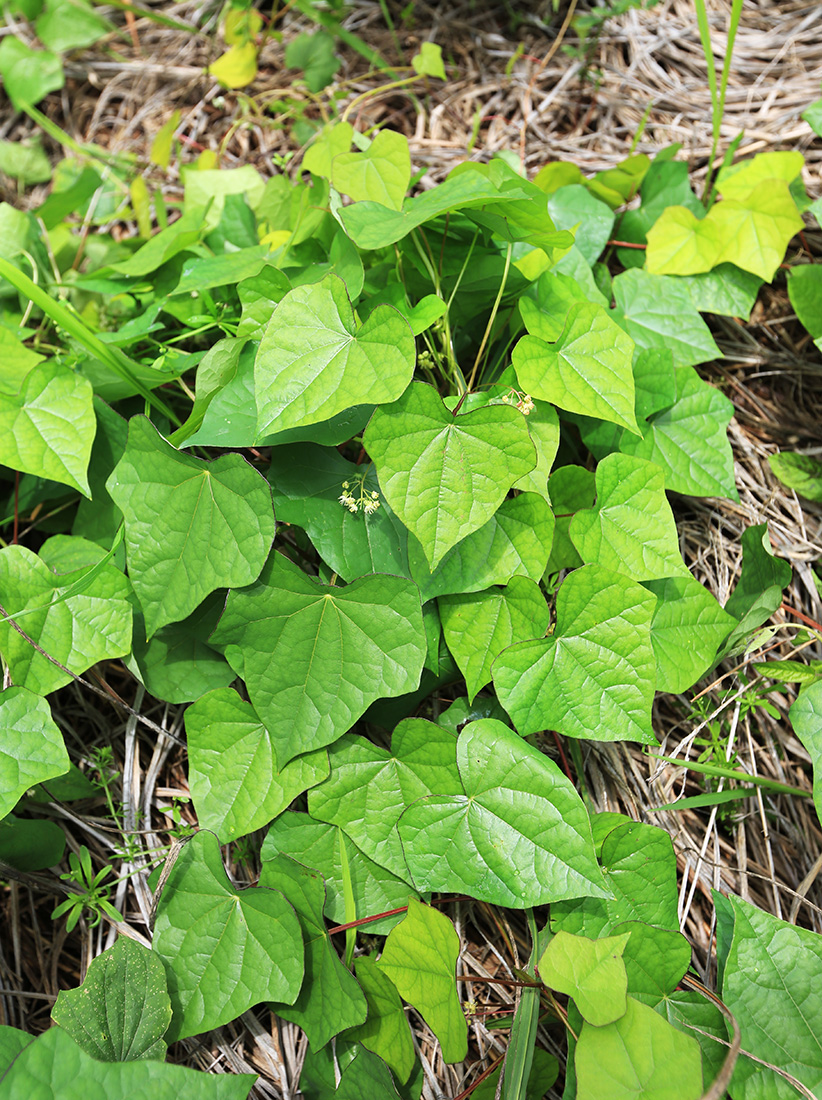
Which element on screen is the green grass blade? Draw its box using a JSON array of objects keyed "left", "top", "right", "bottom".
[
  {"left": 503, "top": 909, "right": 539, "bottom": 1100},
  {"left": 648, "top": 754, "right": 810, "bottom": 798},
  {"left": 0, "top": 256, "right": 181, "bottom": 426}
]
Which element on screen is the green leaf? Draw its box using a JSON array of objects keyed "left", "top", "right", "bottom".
[
  {"left": 299, "top": 1038, "right": 405, "bottom": 1100},
  {"left": 546, "top": 184, "right": 615, "bottom": 265},
  {"left": 110, "top": 204, "right": 207, "bottom": 277},
  {"left": 540, "top": 930, "right": 630, "bottom": 1026},
  {"left": 267, "top": 443, "right": 409, "bottom": 582},
  {"left": 0, "top": 37, "right": 64, "bottom": 108},
  {"left": 618, "top": 921, "right": 692, "bottom": 1004},
  {"left": 790, "top": 680, "right": 822, "bottom": 828},
  {"left": 645, "top": 575, "right": 736, "bottom": 692},
  {"left": 255, "top": 275, "right": 415, "bottom": 438},
  {"left": 439, "top": 576, "right": 550, "bottom": 702},
  {"left": 612, "top": 269, "right": 721, "bottom": 368},
  {"left": 346, "top": 955, "right": 416, "bottom": 1083},
  {"left": 339, "top": 166, "right": 539, "bottom": 250},
  {"left": 0, "top": 537, "right": 132, "bottom": 695},
  {"left": 0, "top": 137, "right": 52, "bottom": 186},
  {"left": 472, "top": 1050, "right": 558, "bottom": 1100},
  {"left": 645, "top": 205, "right": 722, "bottom": 275},
  {"left": 769, "top": 451, "right": 822, "bottom": 501},
  {"left": 52, "top": 937, "right": 172, "bottom": 1061},
  {"left": 0, "top": 1027, "right": 254, "bottom": 1099},
  {"left": 788, "top": 261, "right": 822, "bottom": 339},
  {"left": 0, "top": 328, "right": 43, "bottom": 396},
  {"left": 376, "top": 898, "right": 467, "bottom": 1063},
  {"left": 35, "top": 0, "right": 108, "bottom": 51},
  {"left": 655, "top": 991, "right": 728, "bottom": 1089},
  {"left": 570, "top": 453, "right": 688, "bottom": 580},
  {"left": 186, "top": 688, "right": 329, "bottom": 841},
  {"left": 512, "top": 303, "right": 639, "bottom": 435},
  {"left": 308, "top": 719, "right": 460, "bottom": 881},
  {"left": 0, "top": 814, "right": 65, "bottom": 872},
  {"left": 398, "top": 719, "right": 607, "bottom": 906},
  {"left": 494, "top": 565, "right": 657, "bottom": 744},
  {"left": 260, "top": 855, "right": 367, "bottom": 1049},
  {"left": 208, "top": 41, "right": 258, "bottom": 89},
  {"left": 152, "top": 831, "right": 303, "bottom": 1041},
  {"left": 551, "top": 821, "right": 679, "bottom": 939},
  {"left": 411, "top": 41, "right": 446, "bottom": 79},
  {"left": 803, "top": 96, "right": 822, "bottom": 136},
  {"left": 619, "top": 365, "right": 738, "bottom": 499},
  {"left": 302, "top": 120, "right": 354, "bottom": 178},
  {"left": 706, "top": 180, "right": 803, "bottom": 282},
  {"left": 365, "top": 382, "right": 536, "bottom": 569},
  {"left": 107, "top": 416, "right": 274, "bottom": 636},
  {"left": 720, "top": 893, "right": 822, "bottom": 1098},
  {"left": 677, "top": 263, "right": 762, "bottom": 319},
  {"left": 544, "top": 465, "right": 596, "bottom": 575},
  {"left": 0, "top": 687, "right": 68, "bottom": 820},
  {"left": 409, "top": 492, "right": 554, "bottom": 601},
  {"left": 331, "top": 130, "right": 411, "bottom": 212},
  {"left": 0, "top": 359, "right": 95, "bottom": 496},
  {"left": 184, "top": 166, "right": 265, "bottom": 231},
  {"left": 72, "top": 397, "right": 128, "bottom": 547},
  {"left": 173, "top": 247, "right": 270, "bottom": 295},
  {"left": 755, "top": 658, "right": 822, "bottom": 688},
  {"left": 722, "top": 523, "right": 792, "bottom": 652},
  {"left": 212, "top": 552, "right": 425, "bottom": 767},
  {"left": 716, "top": 151, "right": 804, "bottom": 200},
  {"left": 262, "top": 813, "right": 421, "bottom": 933},
  {"left": 575, "top": 996, "right": 703, "bottom": 1100},
  {"left": 125, "top": 597, "right": 236, "bottom": 706},
  {"left": 285, "top": 29, "right": 340, "bottom": 92}
]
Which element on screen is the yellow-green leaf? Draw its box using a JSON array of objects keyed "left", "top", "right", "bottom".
[{"left": 209, "top": 41, "right": 258, "bottom": 89}]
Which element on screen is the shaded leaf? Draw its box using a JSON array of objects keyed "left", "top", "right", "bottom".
[
  {"left": 0, "top": 687, "right": 68, "bottom": 820},
  {"left": 261, "top": 855, "right": 367, "bottom": 1049}
]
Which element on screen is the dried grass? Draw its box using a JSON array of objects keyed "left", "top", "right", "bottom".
[{"left": 2, "top": 0, "right": 822, "bottom": 1096}]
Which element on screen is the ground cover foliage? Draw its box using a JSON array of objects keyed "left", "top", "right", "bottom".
[{"left": 2, "top": 3, "right": 822, "bottom": 1099}]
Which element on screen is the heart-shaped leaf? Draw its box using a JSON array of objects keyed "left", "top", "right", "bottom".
[
  {"left": 107, "top": 416, "right": 274, "bottom": 636},
  {"left": 708, "top": 179, "right": 804, "bottom": 282},
  {"left": 211, "top": 552, "right": 426, "bottom": 767},
  {"left": 398, "top": 719, "right": 607, "bottom": 906},
  {"left": 0, "top": 687, "right": 68, "bottom": 820},
  {"left": 645, "top": 575, "right": 736, "bottom": 693},
  {"left": 0, "top": 360, "right": 94, "bottom": 495},
  {"left": 261, "top": 855, "right": 366, "bottom": 1050},
  {"left": 493, "top": 565, "right": 657, "bottom": 743},
  {"left": 52, "top": 937, "right": 172, "bottom": 1061},
  {"left": 439, "top": 575, "right": 550, "bottom": 701},
  {"left": 376, "top": 898, "right": 467, "bottom": 1063},
  {"left": 569, "top": 453, "right": 689, "bottom": 580},
  {"left": 255, "top": 275, "right": 415, "bottom": 438},
  {"left": 646, "top": 205, "right": 722, "bottom": 275},
  {"left": 512, "top": 303, "right": 639, "bottom": 435},
  {"left": 152, "top": 831, "right": 304, "bottom": 1041},
  {"left": 308, "top": 719, "right": 460, "bottom": 881},
  {"left": 0, "top": 537, "right": 132, "bottom": 696},
  {"left": 365, "top": 382, "right": 536, "bottom": 569},
  {"left": 331, "top": 130, "right": 411, "bottom": 211},
  {"left": 186, "top": 689, "right": 329, "bottom": 841},
  {"left": 540, "top": 930, "right": 630, "bottom": 1027}
]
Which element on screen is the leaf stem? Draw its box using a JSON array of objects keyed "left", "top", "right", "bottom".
[{"left": 466, "top": 240, "right": 513, "bottom": 394}]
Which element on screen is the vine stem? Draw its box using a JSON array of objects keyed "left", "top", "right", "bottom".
[{"left": 465, "top": 240, "right": 513, "bottom": 395}]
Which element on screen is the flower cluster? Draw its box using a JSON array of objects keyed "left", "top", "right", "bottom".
[
  {"left": 500, "top": 388, "right": 535, "bottom": 415},
  {"left": 339, "top": 480, "right": 381, "bottom": 516}
]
